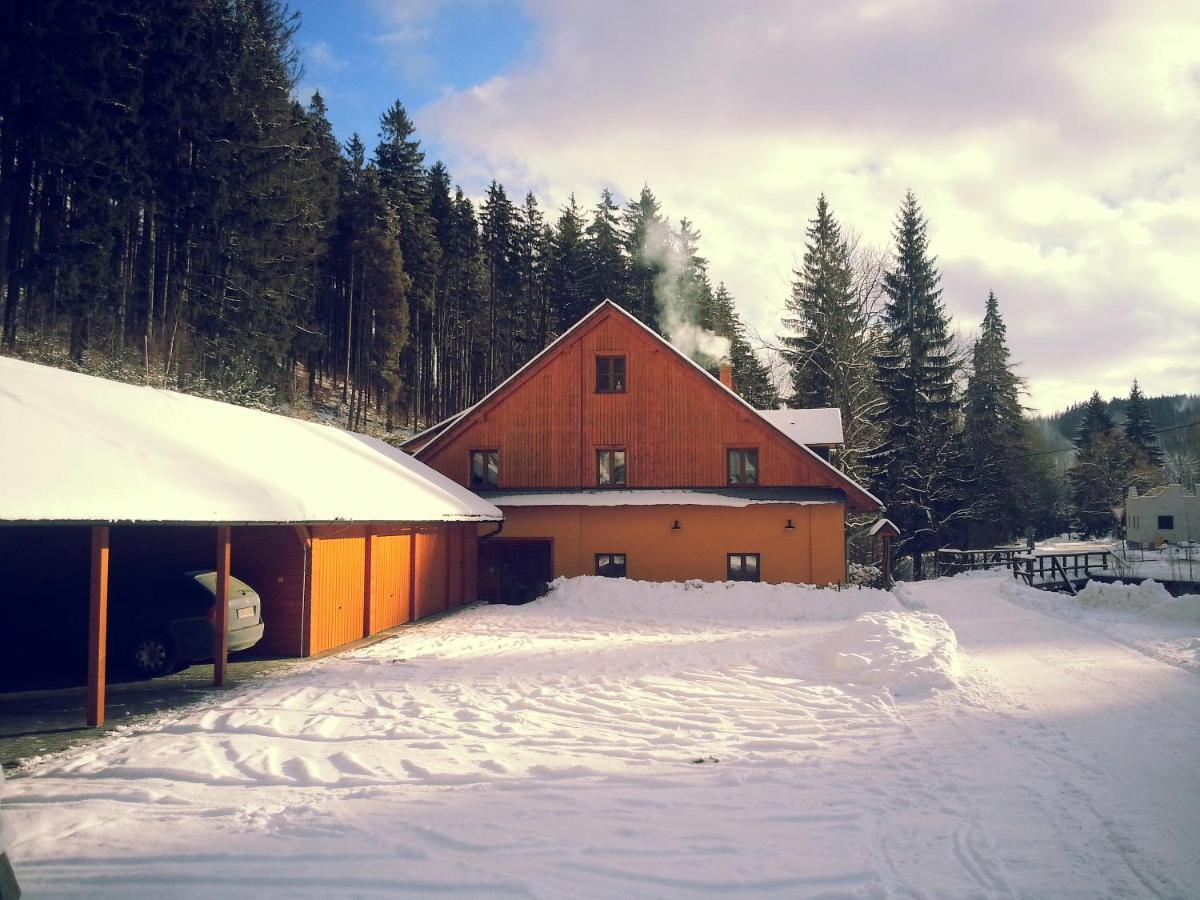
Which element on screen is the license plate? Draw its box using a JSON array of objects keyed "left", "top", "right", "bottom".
[{"left": 236, "top": 606, "right": 255, "bottom": 621}]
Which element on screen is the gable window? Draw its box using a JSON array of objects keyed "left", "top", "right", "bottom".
[
  {"left": 469, "top": 449, "right": 499, "bottom": 487},
  {"left": 1158, "top": 515, "right": 1174, "bottom": 530},
  {"left": 727, "top": 448, "right": 759, "bottom": 485},
  {"left": 596, "top": 355, "right": 627, "bottom": 393},
  {"left": 597, "top": 449, "right": 627, "bottom": 487},
  {"left": 595, "top": 553, "right": 627, "bottom": 578},
  {"left": 727, "top": 553, "right": 760, "bottom": 582}
]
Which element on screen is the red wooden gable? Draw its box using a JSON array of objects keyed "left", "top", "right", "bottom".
[{"left": 409, "top": 302, "right": 880, "bottom": 512}]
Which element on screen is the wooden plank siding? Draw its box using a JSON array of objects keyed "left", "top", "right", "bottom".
[
  {"left": 370, "top": 525, "right": 413, "bottom": 633},
  {"left": 232, "top": 526, "right": 307, "bottom": 658},
  {"left": 418, "top": 311, "right": 853, "bottom": 494},
  {"left": 308, "top": 524, "right": 368, "bottom": 656},
  {"left": 308, "top": 523, "right": 479, "bottom": 656}
]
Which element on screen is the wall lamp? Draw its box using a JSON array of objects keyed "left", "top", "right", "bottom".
[
  {"left": 785, "top": 519, "right": 796, "bottom": 530},
  {"left": 671, "top": 520, "right": 682, "bottom": 530}
]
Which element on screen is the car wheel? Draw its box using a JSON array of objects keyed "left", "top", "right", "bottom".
[{"left": 130, "top": 634, "right": 175, "bottom": 678}]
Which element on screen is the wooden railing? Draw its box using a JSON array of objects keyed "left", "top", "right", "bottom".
[
  {"left": 934, "top": 548, "right": 1021, "bottom": 577},
  {"left": 1010, "top": 551, "right": 1112, "bottom": 594}
]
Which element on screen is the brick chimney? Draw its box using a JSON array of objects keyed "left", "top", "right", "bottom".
[{"left": 718, "top": 364, "right": 734, "bottom": 391}]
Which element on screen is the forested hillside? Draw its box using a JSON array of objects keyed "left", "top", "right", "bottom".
[
  {"left": 1034, "top": 393, "right": 1200, "bottom": 490},
  {"left": 0, "top": 0, "right": 776, "bottom": 432}
]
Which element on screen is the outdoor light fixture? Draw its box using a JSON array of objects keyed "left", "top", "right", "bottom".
[
  {"left": 785, "top": 519, "right": 795, "bottom": 529},
  {"left": 671, "top": 520, "right": 682, "bottom": 530}
]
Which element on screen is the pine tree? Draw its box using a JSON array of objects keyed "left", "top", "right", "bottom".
[
  {"left": 781, "top": 194, "right": 881, "bottom": 479},
  {"left": 583, "top": 189, "right": 629, "bottom": 309},
  {"left": 621, "top": 185, "right": 667, "bottom": 331},
  {"left": 480, "top": 181, "right": 520, "bottom": 380},
  {"left": 866, "top": 192, "right": 965, "bottom": 574},
  {"left": 782, "top": 195, "right": 856, "bottom": 407},
  {"left": 375, "top": 100, "right": 439, "bottom": 422},
  {"left": 1074, "top": 391, "right": 1115, "bottom": 448},
  {"left": 962, "top": 293, "right": 1028, "bottom": 545},
  {"left": 1123, "top": 380, "right": 1163, "bottom": 466},
  {"left": 1066, "top": 389, "right": 1146, "bottom": 535},
  {"left": 548, "top": 194, "right": 589, "bottom": 330},
  {"left": 709, "top": 283, "right": 779, "bottom": 409},
  {"left": 1068, "top": 431, "right": 1134, "bottom": 537},
  {"left": 515, "top": 192, "right": 550, "bottom": 352}
]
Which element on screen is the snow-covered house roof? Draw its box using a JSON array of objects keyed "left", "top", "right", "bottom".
[
  {"left": 756, "top": 408, "right": 844, "bottom": 447},
  {"left": 0, "top": 356, "right": 502, "bottom": 525}
]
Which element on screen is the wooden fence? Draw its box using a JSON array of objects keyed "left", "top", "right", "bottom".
[
  {"left": 1010, "top": 551, "right": 1112, "bottom": 594},
  {"left": 934, "top": 548, "right": 1021, "bottom": 577}
]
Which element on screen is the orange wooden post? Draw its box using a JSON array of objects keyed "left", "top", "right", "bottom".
[
  {"left": 363, "top": 526, "right": 375, "bottom": 637},
  {"left": 214, "top": 526, "right": 230, "bottom": 686},
  {"left": 408, "top": 528, "right": 418, "bottom": 622},
  {"left": 86, "top": 525, "right": 110, "bottom": 727}
]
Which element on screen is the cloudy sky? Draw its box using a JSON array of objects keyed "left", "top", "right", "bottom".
[{"left": 292, "top": 0, "right": 1199, "bottom": 414}]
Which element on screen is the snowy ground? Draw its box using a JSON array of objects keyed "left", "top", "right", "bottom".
[{"left": 4, "top": 575, "right": 1199, "bottom": 898}]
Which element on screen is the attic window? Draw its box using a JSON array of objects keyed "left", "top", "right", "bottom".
[
  {"left": 596, "top": 355, "right": 626, "bottom": 393},
  {"left": 470, "top": 449, "right": 499, "bottom": 487},
  {"left": 727, "top": 448, "right": 759, "bottom": 485},
  {"left": 597, "top": 449, "right": 627, "bottom": 487}
]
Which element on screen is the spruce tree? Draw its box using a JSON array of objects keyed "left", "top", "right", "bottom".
[
  {"left": 583, "top": 189, "right": 629, "bottom": 310},
  {"left": 621, "top": 186, "right": 667, "bottom": 331},
  {"left": 710, "top": 283, "right": 779, "bottom": 409},
  {"left": 375, "top": 100, "right": 440, "bottom": 422},
  {"left": 962, "top": 293, "right": 1028, "bottom": 545},
  {"left": 781, "top": 194, "right": 881, "bottom": 479},
  {"left": 1074, "top": 391, "right": 1115, "bottom": 447},
  {"left": 548, "top": 195, "right": 589, "bottom": 329},
  {"left": 1123, "top": 380, "right": 1163, "bottom": 466},
  {"left": 479, "top": 181, "right": 519, "bottom": 380},
  {"left": 866, "top": 192, "right": 965, "bottom": 574}
]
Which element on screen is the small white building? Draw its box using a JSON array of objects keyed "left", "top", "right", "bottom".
[{"left": 1125, "top": 484, "right": 1199, "bottom": 547}]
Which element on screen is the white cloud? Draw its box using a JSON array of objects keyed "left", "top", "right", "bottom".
[
  {"left": 306, "top": 40, "right": 346, "bottom": 71},
  {"left": 417, "top": 0, "right": 1200, "bottom": 412}
]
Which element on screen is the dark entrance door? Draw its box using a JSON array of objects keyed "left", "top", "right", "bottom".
[{"left": 482, "top": 540, "right": 552, "bottom": 605}]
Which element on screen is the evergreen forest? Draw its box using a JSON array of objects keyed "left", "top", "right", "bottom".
[{"left": 2, "top": 0, "right": 1194, "bottom": 566}]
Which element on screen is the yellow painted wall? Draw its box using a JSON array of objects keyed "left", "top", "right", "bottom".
[{"left": 496, "top": 502, "right": 845, "bottom": 585}]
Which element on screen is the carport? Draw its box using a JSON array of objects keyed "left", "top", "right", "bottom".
[{"left": 0, "top": 357, "right": 501, "bottom": 726}]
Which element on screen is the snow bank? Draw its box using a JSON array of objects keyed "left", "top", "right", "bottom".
[
  {"left": 524, "top": 576, "right": 901, "bottom": 623},
  {"left": 1079, "top": 580, "right": 1200, "bottom": 622},
  {"left": 822, "top": 612, "right": 960, "bottom": 697}
]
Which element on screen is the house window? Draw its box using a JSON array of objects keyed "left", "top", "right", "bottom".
[
  {"left": 469, "top": 449, "right": 499, "bottom": 487},
  {"left": 727, "top": 553, "right": 760, "bottom": 582},
  {"left": 597, "top": 449, "right": 627, "bottom": 486},
  {"left": 595, "top": 553, "right": 627, "bottom": 578},
  {"left": 596, "top": 355, "right": 627, "bottom": 393},
  {"left": 1158, "top": 515, "right": 1174, "bottom": 530},
  {"left": 727, "top": 448, "right": 759, "bottom": 485}
]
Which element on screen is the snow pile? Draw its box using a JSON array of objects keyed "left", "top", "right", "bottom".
[
  {"left": 525, "top": 575, "right": 901, "bottom": 623},
  {"left": 1078, "top": 578, "right": 1173, "bottom": 611},
  {"left": 822, "top": 611, "right": 960, "bottom": 696},
  {"left": 1079, "top": 579, "right": 1200, "bottom": 622}
]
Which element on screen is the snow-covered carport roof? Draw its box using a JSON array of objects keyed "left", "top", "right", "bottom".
[{"left": 0, "top": 356, "right": 502, "bottom": 526}]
